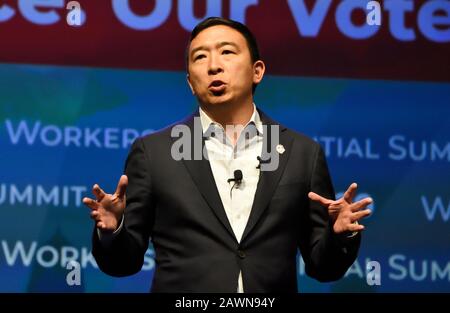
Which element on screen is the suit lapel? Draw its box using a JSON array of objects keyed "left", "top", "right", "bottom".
[
  {"left": 241, "top": 110, "right": 293, "bottom": 243},
  {"left": 172, "top": 112, "right": 238, "bottom": 243}
]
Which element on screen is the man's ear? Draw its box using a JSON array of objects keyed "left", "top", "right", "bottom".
[
  {"left": 186, "top": 74, "right": 195, "bottom": 95},
  {"left": 253, "top": 60, "right": 266, "bottom": 85}
]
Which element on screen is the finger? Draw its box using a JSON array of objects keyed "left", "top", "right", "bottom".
[
  {"left": 343, "top": 182, "right": 358, "bottom": 203},
  {"left": 351, "top": 209, "right": 371, "bottom": 222},
  {"left": 328, "top": 201, "right": 343, "bottom": 214},
  {"left": 90, "top": 211, "right": 101, "bottom": 221},
  {"left": 347, "top": 222, "right": 365, "bottom": 232},
  {"left": 308, "top": 192, "right": 334, "bottom": 206},
  {"left": 115, "top": 175, "right": 128, "bottom": 198},
  {"left": 350, "top": 197, "right": 373, "bottom": 212},
  {"left": 92, "top": 184, "right": 106, "bottom": 201},
  {"left": 83, "top": 197, "right": 99, "bottom": 211}
]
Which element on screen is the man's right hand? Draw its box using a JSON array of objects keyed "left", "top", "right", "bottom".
[{"left": 83, "top": 175, "right": 128, "bottom": 232}]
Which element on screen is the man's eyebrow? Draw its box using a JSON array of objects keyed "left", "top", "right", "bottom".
[
  {"left": 217, "top": 41, "right": 239, "bottom": 49},
  {"left": 190, "top": 45, "right": 207, "bottom": 58},
  {"left": 190, "top": 41, "right": 239, "bottom": 57}
]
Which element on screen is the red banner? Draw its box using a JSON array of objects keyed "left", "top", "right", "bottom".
[{"left": 0, "top": 0, "right": 449, "bottom": 81}]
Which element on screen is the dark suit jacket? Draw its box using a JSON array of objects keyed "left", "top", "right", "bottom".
[{"left": 92, "top": 109, "right": 360, "bottom": 292}]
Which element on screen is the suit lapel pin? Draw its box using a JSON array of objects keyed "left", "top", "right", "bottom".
[{"left": 276, "top": 144, "right": 285, "bottom": 154}]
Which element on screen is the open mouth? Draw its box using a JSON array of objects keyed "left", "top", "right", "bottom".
[{"left": 208, "top": 80, "right": 226, "bottom": 94}]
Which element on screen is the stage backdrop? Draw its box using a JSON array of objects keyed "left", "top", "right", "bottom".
[{"left": 0, "top": 0, "right": 449, "bottom": 292}]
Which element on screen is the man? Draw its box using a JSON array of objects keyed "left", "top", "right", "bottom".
[{"left": 83, "top": 17, "right": 372, "bottom": 293}]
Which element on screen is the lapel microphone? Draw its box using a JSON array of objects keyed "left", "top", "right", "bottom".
[
  {"left": 228, "top": 170, "right": 243, "bottom": 198},
  {"left": 227, "top": 170, "right": 243, "bottom": 185}
]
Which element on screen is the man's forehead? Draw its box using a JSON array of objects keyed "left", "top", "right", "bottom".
[{"left": 189, "top": 25, "right": 245, "bottom": 51}]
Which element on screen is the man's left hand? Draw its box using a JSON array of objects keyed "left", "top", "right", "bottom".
[{"left": 308, "top": 183, "right": 372, "bottom": 235}]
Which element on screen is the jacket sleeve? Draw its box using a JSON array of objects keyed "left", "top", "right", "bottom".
[
  {"left": 298, "top": 143, "right": 361, "bottom": 282},
  {"left": 92, "top": 137, "right": 155, "bottom": 277}
]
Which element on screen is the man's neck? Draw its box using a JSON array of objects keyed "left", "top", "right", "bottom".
[
  {"left": 200, "top": 100, "right": 254, "bottom": 127},
  {"left": 200, "top": 99, "right": 255, "bottom": 146}
]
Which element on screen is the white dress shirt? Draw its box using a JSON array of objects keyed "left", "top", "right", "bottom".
[{"left": 199, "top": 105, "right": 263, "bottom": 293}]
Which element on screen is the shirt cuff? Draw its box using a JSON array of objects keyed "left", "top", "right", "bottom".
[{"left": 346, "top": 221, "right": 359, "bottom": 238}]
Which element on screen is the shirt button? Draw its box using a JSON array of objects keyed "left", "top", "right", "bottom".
[
  {"left": 237, "top": 250, "right": 246, "bottom": 259},
  {"left": 236, "top": 214, "right": 241, "bottom": 219}
]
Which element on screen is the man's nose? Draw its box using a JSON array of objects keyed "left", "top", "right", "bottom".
[{"left": 208, "top": 54, "right": 223, "bottom": 75}]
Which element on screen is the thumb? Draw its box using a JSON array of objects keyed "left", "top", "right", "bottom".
[
  {"left": 308, "top": 191, "right": 333, "bottom": 206},
  {"left": 343, "top": 182, "right": 358, "bottom": 203},
  {"left": 115, "top": 175, "right": 128, "bottom": 198}
]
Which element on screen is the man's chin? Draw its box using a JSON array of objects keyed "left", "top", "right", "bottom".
[{"left": 206, "top": 94, "right": 232, "bottom": 105}]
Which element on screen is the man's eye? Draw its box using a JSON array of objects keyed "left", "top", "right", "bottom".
[
  {"left": 222, "top": 50, "right": 234, "bottom": 55},
  {"left": 194, "top": 54, "right": 205, "bottom": 61}
]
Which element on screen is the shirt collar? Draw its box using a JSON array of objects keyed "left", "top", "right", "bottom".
[{"left": 199, "top": 104, "right": 264, "bottom": 137}]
